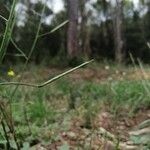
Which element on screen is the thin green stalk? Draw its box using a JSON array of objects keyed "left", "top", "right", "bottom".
[
  {"left": 0, "top": 104, "right": 20, "bottom": 149},
  {"left": 0, "top": 2, "right": 19, "bottom": 147},
  {"left": 0, "top": 60, "right": 94, "bottom": 87},
  {"left": 0, "top": 1, "right": 46, "bottom": 149},
  {"left": 26, "top": 2, "right": 47, "bottom": 64},
  {"left": 1, "top": 120, "right": 11, "bottom": 149},
  {"left": 4, "top": 2, "right": 47, "bottom": 133},
  {"left": 0, "top": 0, "right": 18, "bottom": 63},
  {"left": 3, "top": 3, "right": 48, "bottom": 147},
  {"left": 11, "top": 38, "right": 28, "bottom": 60},
  {"left": 0, "top": 14, "right": 8, "bottom": 21},
  {"left": 9, "top": 0, "right": 47, "bottom": 98},
  {"left": 38, "top": 20, "right": 69, "bottom": 38},
  {"left": 6, "top": 53, "right": 27, "bottom": 57},
  {"left": 2, "top": 3, "right": 49, "bottom": 147},
  {"left": 129, "top": 53, "right": 150, "bottom": 97},
  {"left": 137, "top": 58, "right": 150, "bottom": 91}
]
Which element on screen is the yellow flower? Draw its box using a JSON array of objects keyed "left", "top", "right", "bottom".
[{"left": 7, "top": 70, "right": 15, "bottom": 77}]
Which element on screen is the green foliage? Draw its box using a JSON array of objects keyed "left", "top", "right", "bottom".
[
  {"left": 58, "top": 142, "right": 70, "bottom": 150},
  {"left": 21, "top": 142, "right": 30, "bottom": 150},
  {"left": 0, "top": 65, "right": 150, "bottom": 148}
]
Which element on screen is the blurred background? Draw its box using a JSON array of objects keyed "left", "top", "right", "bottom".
[
  {"left": 0, "top": 0, "right": 150, "bottom": 66},
  {"left": 0, "top": 1, "right": 150, "bottom": 149}
]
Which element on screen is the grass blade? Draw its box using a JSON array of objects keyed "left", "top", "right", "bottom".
[
  {"left": 38, "top": 20, "right": 69, "bottom": 38},
  {"left": 10, "top": 38, "right": 28, "bottom": 60},
  {"left": 0, "top": 14, "right": 8, "bottom": 22},
  {"left": 0, "top": 60, "right": 94, "bottom": 87}
]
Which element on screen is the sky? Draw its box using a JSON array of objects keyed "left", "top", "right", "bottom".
[
  {"left": 48, "top": 0, "right": 64, "bottom": 13},
  {"left": 17, "top": 0, "right": 140, "bottom": 15},
  {"left": 51, "top": 0, "right": 140, "bottom": 13},
  {"left": 15, "top": 0, "right": 141, "bottom": 26},
  {"left": 29, "top": 0, "right": 64, "bottom": 13}
]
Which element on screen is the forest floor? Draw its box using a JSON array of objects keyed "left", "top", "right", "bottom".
[{"left": 0, "top": 63, "right": 150, "bottom": 150}]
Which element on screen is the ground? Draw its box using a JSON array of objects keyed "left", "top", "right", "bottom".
[{"left": 0, "top": 63, "right": 150, "bottom": 149}]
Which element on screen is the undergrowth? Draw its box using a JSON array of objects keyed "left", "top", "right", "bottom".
[{"left": 0, "top": 76, "right": 149, "bottom": 147}]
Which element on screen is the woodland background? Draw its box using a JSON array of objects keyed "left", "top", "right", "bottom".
[{"left": 0, "top": 0, "right": 150, "bottom": 66}]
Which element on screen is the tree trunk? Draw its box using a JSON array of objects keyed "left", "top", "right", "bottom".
[
  {"left": 79, "top": 0, "right": 91, "bottom": 58},
  {"left": 67, "top": 0, "right": 79, "bottom": 59},
  {"left": 113, "top": 0, "right": 125, "bottom": 64}
]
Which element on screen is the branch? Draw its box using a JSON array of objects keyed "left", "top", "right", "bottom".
[{"left": 0, "top": 60, "right": 94, "bottom": 88}]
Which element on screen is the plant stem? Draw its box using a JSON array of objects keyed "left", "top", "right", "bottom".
[
  {"left": 0, "top": 0, "right": 18, "bottom": 63},
  {"left": 0, "top": 60, "right": 94, "bottom": 87}
]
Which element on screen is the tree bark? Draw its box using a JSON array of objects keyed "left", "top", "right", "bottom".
[
  {"left": 79, "top": 0, "right": 91, "bottom": 58},
  {"left": 113, "top": 0, "right": 125, "bottom": 64},
  {"left": 67, "top": 0, "right": 79, "bottom": 59}
]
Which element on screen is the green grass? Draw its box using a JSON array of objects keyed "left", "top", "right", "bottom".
[
  {"left": 0, "top": 63, "right": 150, "bottom": 150},
  {"left": 0, "top": 76, "right": 149, "bottom": 144}
]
